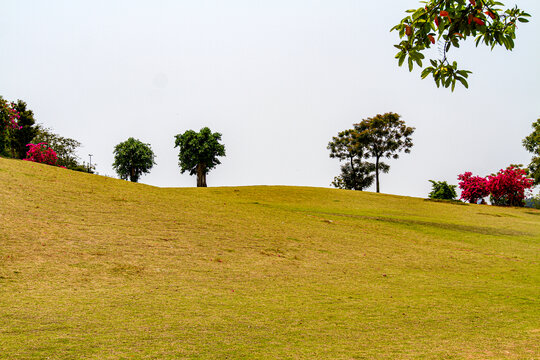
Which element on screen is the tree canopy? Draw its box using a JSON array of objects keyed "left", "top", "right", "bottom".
[
  {"left": 11, "top": 100, "right": 38, "bottom": 159},
  {"left": 112, "top": 137, "right": 156, "bottom": 182},
  {"left": 428, "top": 180, "right": 457, "bottom": 200},
  {"left": 523, "top": 118, "right": 540, "bottom": 185},
  {"left": 354, "top": 113, "right": 415, "bottom": 193},
  {"left": 328, "top": 129, "right": 388, "bottom": 191},
  {"left": 33, "top": 126, "right": 85, "bottom": 170},
  {"left": 0, "top": 96, "right": 20, "bottom": 156},
  {"left": 174, "top": 127, "right": 226, "bottom": 187},
  {"left": 392, "top": 0, "right": 530, "bottom": 90}
]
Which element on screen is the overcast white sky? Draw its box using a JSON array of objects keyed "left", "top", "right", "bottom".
[{"left": 1, "top": 0, "right": 539, "bottom": 197}]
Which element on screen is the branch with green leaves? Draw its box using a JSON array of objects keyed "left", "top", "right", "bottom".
[{"left": 391, "top": 0, "right": 530, "bottom": 90}]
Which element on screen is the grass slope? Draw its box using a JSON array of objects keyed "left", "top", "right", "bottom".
[{"left": 0, "top": 157, "right": 539, "bottom": 359}]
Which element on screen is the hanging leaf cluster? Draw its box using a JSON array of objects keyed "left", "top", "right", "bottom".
[{"left": 391, "top": 0, "right": 530, "bottom": 90}]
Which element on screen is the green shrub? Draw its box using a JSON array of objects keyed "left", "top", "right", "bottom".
[{"left": 428, "top": 180, "right": 457, "bottom": 200}]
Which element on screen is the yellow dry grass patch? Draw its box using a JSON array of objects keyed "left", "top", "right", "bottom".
[{"left": 0, "top": 157, "right": 539, "bottom": 359}]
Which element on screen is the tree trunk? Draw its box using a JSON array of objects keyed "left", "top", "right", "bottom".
[
  {"left": 130, "top": 167, "right": 136, "bottom": 182},
  {"left": 375, "top": 156, "right": 380, "bottom": 193},
  {"left": 196, "top": 163, "right": 207, "bottom": 187},
  {"left": 350, "top": 156, "right": 357, "bottom": 190}
]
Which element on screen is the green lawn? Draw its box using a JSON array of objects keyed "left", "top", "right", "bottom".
[{"left": 0, "top": 157, "right": 539, "bottom": 359}]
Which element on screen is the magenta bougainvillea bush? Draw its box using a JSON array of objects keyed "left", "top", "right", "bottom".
[
  {"left": 24, "top": 143, "right": 59, "bottom": 166},
  {"left": 457, "top": 172, "right": 489, "bottom": 204},
  {"left": 458, "top": 166, "right": 534, "bottom": 206},
  {"left": 487, "top": 166, "right": 534, "bottom": 206}
]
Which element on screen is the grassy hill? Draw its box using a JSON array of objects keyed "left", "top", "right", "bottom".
[{"left": 1, "top": 157, "right": 539, "bottom": 359}]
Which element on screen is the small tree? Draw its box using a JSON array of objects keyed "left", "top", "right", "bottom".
[
  {"left": 487, "top": 166, "right": 533, "bottom": 207},
  {"left": 112, "top": 137, "right": 156, "bottom": 182},
  {"left": 328, "top": 128, "right": 387, "bottom": 191},
  {"left": 354, "top": 113, "right": 415, "bottom": 193},
  {"left": 0, "top": 97, "right": 20, "bottom": 156},
  {"left": 392, "top": 0, "right": 530, "bottom": 90},
  {"left": 523, "top": 118, "right": 540, "bottom": 185},
  {"left": 428, "top": 180, "right": 457, "bottom": 200},
  {"left": 11, "top": 100, "right": 38, "bottom": 159},
  {"left": 33, "top": 126, "right": 81, "bottom": 168},
  {"left": 458, "top": 172, "right": 489, "bottom": 203},
  {"left": 174, "top": 127, "right": 225, "bottom": 187}
]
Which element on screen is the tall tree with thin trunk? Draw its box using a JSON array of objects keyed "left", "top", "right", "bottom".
[
  {"left": 354, "top": 113, "right": 415, "bottom": 193},
  {"left": 328, "top": 128, "right": 388, "bottom": 191},
  {"left": 174, "top": 127, "right": 225, "bottom": 187}
]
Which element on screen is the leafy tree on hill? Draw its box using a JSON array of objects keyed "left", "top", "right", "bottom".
[
  {"left": 354, "top": 113, "right": 415, "bottom": 193},
  {"left": 428, "top": 180, "right": 457, "bottom": 200},
  {"left": 392, "top": 0, "right": 530, "bottom": 90},
  {"left": 11, "top": 100, "right": 38, "bottom": 159},
  {"left": 522, "top": 118, "right": 540, "bottom": 185},
  {"left": 0, "top": 97, "right": 20, "bottom": 156},
  {"left": 174, "top": 127, "right": 226, "bottom": 187},
  {"left": 328, "top": 128, "right": 388, "bottom": 191},
  {"left": 33, "top": 126, "right": 82, "bottom": 169},
  {"left": 112, "top": 137, "right": 156, "bottom": 182}
]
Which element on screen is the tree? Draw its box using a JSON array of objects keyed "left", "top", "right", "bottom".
[
  {"left": 328, "top": 129, "right": 374, "bottom": 190},
  {"left": 428, "top": 180, "right": 457, "bottom": 200},
  {"left": 331, "top": 162, "right": 390, "bottom": 191},
  {"left": 112, "top": 137, "right": 156, "bottom": 182},
  {"left": 523, "top": 118, "right": 540, "bottom": 185},
  {"left": 33, "top": 126, "right": 82, "bottom": 169},
  {"left": 458, "top": 171, "right": 490, "bottom": 203},
  {"left": 174, "top": 127, "right": 226, "bottom": 187},
  {"left": 487, "top": 165, "right": 533, "bottom": 206},
  {"left": 11, "top": 100, "right": 38, "bottom": 159},
  {"left": 354, "top": 113, "right": 415, "bottom": 193},
  {"left": 392, "top": 0, "right": 530, "bottom": 90},
  {"left": 0, "top": 96, "right": 20, "bottom": 156}
]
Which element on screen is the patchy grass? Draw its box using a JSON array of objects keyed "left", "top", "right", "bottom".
[{"left": 0, "top": 157, "right": 539, "bottom": 359}]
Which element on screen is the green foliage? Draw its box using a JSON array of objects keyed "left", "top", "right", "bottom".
[
  {"left": 354, "top": 113, "right": 415, "bottom": 193},
  {"left": 328, "top": 128, "right": 382, "bottom": 191},
  {"left": 524, "top": 194, "right": 540, "bottom": 209},
  {"left": 11, "top": 100, "right": 38, "bottom": 159},
  {"left": 428, "top": 180, "right": 458, "bottom": 200},
  {"left": 174, "top": 127, "right": 226, "bottom": 187},
  {"left": 523, "top": 118, "right": 540, "bottom": 185},
  {"left": 332, "top": 162, "right": 390, "bottom": 191},
  {"left": 0, "top": 97, "right": 15, "bottom": 157},
  {"left": 33, "top": 126, "right": 83, "bottom": 169},
  {"left": 112, "top": 137, "right": 156, "bottom": 182},
  {"left": 392, "top": 0, "right": 530, "bottom": 90}
]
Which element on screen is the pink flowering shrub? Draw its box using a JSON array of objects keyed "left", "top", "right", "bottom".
[
  {"left": 487, "top": 166, "right": 534, "bottom": 206},
  {"left": 458, "top": 166, "right": 534, "bottom": 206},
  {"left": 24, "top": 143, "right": 59, "bottom": 166},
  {"left": 457, "top": 172, "right": 489, "bottom": 204}
]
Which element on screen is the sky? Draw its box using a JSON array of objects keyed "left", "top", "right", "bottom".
[{"left": 1, "top": 0, "right": 539, "bottom": 198}]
